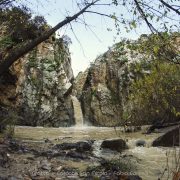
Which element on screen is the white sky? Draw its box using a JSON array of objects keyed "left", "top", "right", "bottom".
[{"left": 21, "top": 0, "right": 178, "bottom": 76}]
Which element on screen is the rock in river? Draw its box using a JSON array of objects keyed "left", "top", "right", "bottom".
[
  {"left": 54, "top": 141, "right": 93, "bottom": 152},
  {"left": 135, "top": 139, "right": 146, "bottom": 147},
  {"left": 152, "top": 126, "right": 180, "bottom": 147},
  {"left": 101, "top": 139, "right": 128, "bottom": 152}
]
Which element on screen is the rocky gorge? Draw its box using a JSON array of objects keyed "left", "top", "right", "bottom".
[
  {"left": 0, "top": 31, "right": 180, "bottom": 180},
  {"left": 74, "top": 38, "right": 179, "bottom": 127},
  {"left": 0, "top": 36, "right": 75, "bottom": 127},
  {"left": 1, "top": 33, "right": 179, "bottom": 128},
  {"left": 0, "top": 0, "right": 180, "bottom": 178},
  {"left": 73, "top": 39, "right": 151, "bottom": 126},
  {"left": 0, "top": 32, "right": 156, "bottom": 128}
]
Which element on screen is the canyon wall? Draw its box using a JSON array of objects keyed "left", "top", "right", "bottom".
[
  {"left": 74, "top": 40, "right": 151, "bottom": 126},
  {"left": 0, "top": 37, "right": 75, "bottom": 127}
]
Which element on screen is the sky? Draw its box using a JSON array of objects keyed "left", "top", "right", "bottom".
[{"left": 20, "top": 0, "right": 178, "bottom": 76}]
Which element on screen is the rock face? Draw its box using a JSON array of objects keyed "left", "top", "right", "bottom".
[
  {"left": 0, "top": 37, "right": 75, "bottom": 127},
  {"left": 152, "top": 126, "right": 180, "bottom": 147},
  {"left": 74, "top": 40, "right": 150, "bottom": 126},
  {"left": 101, "top": 139, "right": 128, "bottom": 152},
  {"left": 72, "top": 70, "right": 88, "bottom": 99}
]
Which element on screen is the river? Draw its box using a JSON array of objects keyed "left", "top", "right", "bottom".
[{"left": 13, "top": 125, "right": 179, "bottom": 180}]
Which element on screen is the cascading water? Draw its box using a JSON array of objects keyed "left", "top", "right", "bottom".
[{"left": 71, "top": 95, "right": 84, "bottom": 127}]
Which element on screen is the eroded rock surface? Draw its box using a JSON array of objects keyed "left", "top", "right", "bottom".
[
  {"left": 73, "top": 40, "right": 150, "bottom": 126},
  {"left": 0, "top": 36, "right": 75, "bottom": 127}
]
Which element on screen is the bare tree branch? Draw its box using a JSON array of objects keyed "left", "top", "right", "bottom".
[
  {"left": 0, "top": 0, "right": 14, "bottom": 8},
  {"left": 69, "top": 22, "right": 86, "bottom": 57},
  {"left": 159, "top": 0, "right": 180, "bottom": 15},
  {"left": 85, "top": 10, "right": 121, "bottom": 23},
  {"left": 0, "top": 0, "right": 100, "bottom": 76},
  {"left": 133, "top": 0, "right": 159, "bottom": 34},
  {"left": 139, "top": 1, "right": 179, "bottom": 21}
]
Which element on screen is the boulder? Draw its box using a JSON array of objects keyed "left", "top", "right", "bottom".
[
  {"left": 66, "top": 151, "right": 89, "bottom": 160},
  {"left": 152, "top": 126, "right": 180, "bottom": 147},
  {"left": 101, "top": 139, "right": 128, "bottom": 152},
  {"left": 135, "top": 140, "right": 146, "bottom": 147},
  {"left": 76, "top": 141, "right": 92, "bottom": 152},
  {"left": 54, "top": 141, "right": 93, "bottom": 152}
]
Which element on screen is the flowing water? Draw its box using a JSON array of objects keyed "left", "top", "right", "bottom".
[
  {"left": 14, "top": 126, "right": 179, "bottom": 180},
  {"left": 71, "top": 96, "right": 84, "bottom": 126}
]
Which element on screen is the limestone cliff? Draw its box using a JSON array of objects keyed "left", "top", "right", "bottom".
[
  {"left": 0, "top": 37, "right": 75, "bottom": 127},
  {"left": 74, "top": 40, "right": 151, "bottom": 126}
]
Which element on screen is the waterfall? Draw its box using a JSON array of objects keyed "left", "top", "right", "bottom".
[{"left": 71, "top": 95, "right": 84, "bottom": 126}]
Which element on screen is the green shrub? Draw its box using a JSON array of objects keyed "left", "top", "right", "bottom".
[{"left": 127, "top": 61, "right": 180, "bottom": 125}]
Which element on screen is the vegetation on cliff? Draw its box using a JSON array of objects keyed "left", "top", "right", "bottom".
[
  {"left": 116, "top": 33, "right": 180, "bottom": 125},
  {"left": 126, "top": 61, "right": 180, "bottom": 125},
  {"left": 76, "top": 33, "right": 180, "bottom": 126}
]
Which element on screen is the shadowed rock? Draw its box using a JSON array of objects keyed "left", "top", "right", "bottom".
[
  {"left": 101, "top": 139, "right": 128, "bottom": 152},
  {"left": 54, "top": 141, "right": 93, "bottom": 152},
  {"left": 135, "top": 140, "right": 146, "bottom": 147},
  {"left": 152, "top": 126, "right": 180, "bottom": 147}
]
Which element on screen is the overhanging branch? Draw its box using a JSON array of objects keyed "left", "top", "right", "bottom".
[
  {"left": 159, "top": 0, "right": 180, "bottom": 15},
  {"left": 0, "top": 0, "right": 100, "bottom": 76},
  {"left": 133, "top": 0, "right": 158, "bottom": 34},
  {"left": 85, "top": 10, "right": 121, "bottom": 23}
]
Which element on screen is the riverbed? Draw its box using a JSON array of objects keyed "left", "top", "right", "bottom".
[{"left": 0, "top": 126, "right": 179, "bottom": 180}]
